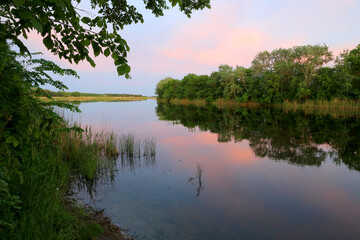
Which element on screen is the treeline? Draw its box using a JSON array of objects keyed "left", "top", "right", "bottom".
[
  {"left": 44, "top": 89, "right": 144, "bottom": 98},
  {"left": 156, "top": 44, "right": 360, "bottom": 103}
]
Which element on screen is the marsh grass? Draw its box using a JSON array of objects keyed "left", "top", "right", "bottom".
[
  {"left": 3, "top": 118, "right": 157, "bottom": 239},
  {"left": 169, "top": 98, "right": 207, "bottom": 106},
  {"left": 40, "top": 96, "right": 155, "bottom": 102},
  {"left": 0, "top": 121, "right": 115, "bottom": 239},
  {"left": 213, "top": 99, "right": 263, "bottom": 108},
  {"left": 65, "top": 127, "right": 157, "bottom": 194},
  {"left": 281, "top": 99, "right": 360, "bottom": 118},
  {"left": 118, "top": 133, "right": 156, "bottom": 160}
]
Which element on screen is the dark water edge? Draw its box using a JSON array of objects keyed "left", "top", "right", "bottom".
[{"left": 73, "top": 100, "right": 360, "bottom": 240}]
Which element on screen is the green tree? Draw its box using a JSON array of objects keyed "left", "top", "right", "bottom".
[
  {"left": 155, "top": 77, "right": 177, "bottom": 99},
  {"left": 335, "top": 44, "right": 360, "bottom": 98},
  {"left": 71, "top": 91, "right": 81, "bottom": 97},
  {"left": 293, "top": 44, "right": 333, "bottom": 88},
  {"left": 1, "top": 0, "right": 211, "bottom": 77},
  {"left": 251, "top": 50, "right": 272, "bottom": 77}
]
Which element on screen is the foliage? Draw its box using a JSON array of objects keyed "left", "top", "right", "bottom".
[
  {"left": 156, "top": 43, "right": 360, "bottom": 104},
  {"left": 1, "top": 0, "right": 210, "bottom": 77},
  {"left": 0, "top": 42, "right": 107, "bottom": 239},
  {"left": 44, "top": 89, "right": 144, "bottom": 97}
]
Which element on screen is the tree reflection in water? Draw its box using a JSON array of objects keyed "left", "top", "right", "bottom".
[
  {"left": 73, "top": 138, "right": 157, "bottom": 198},
  {"left": 188, "top": 163, "right": 204, "bottom": 197},
  {"left": 156, "top": 102, "right": 360, "bottom": 172}
]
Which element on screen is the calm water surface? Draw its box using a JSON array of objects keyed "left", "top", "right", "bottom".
[{"left": 73, "top": 100, "right": 360, "bottom": 240}]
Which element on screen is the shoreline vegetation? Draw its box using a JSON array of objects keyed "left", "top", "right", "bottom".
[
  {"left": 0, "top": 43, "right": 153, "bottom": 240},
  {"left": 158, "top": 98, "right": 360, "bottom": 117},
  {"left": 41, "top": 90, "right": 156, "bottom": 102},
  {"left": 41, "top": 96, "right": 156, "bottom": 102},
  {"left": 156, "top": 43, "right": 360, "bottom": 115}
]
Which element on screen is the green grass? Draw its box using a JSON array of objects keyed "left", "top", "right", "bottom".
[
  {"left": 118, "top": 132, "right": 156, "bottom": 160},
  {"left": 280, "top": 99, "right": 360, "bottom": 118},
  {"left": 41, "top": 96, "right": 155, "bottom": 102},
  {"left": 0, "top": 120, "right": 157, "bottom": 239},
  {"left": 1, "top": 128, "right": 108, "bottom": 239},
  {"left": 213, "top": 99, "right": 263, "bottom": 108}
]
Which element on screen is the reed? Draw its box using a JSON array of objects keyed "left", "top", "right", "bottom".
[
  {"left": 213, "top": 99, "right": 263, "bottom": 108},
  {"left": 118, "top": 133, "right": 156, "bottom": 160},
  {"left": 40, "top": 96, "right": 155, "bottom": 102},
  {"left": 169, "top": 98, "right": 207, "bottom": 106},
  {"left": 280, "top": 99, "right": 360, "bottom": 118}
]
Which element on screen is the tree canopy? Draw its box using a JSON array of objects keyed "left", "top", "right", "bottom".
[
  {"left": 0, "top": 0, "right": 211, "bottom": 78},
  {"left": 156, "top": 44, "right": 360, "bottom": 103}
]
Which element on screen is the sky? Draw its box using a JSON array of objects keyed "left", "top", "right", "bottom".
[{"left": 24, "top": 0, "right": 360, "bottom": 96}]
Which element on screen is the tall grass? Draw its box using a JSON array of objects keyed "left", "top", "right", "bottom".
[
  {"left": 41, "top": 96, "right": 152, "bottom": 102},
  {"left": 169, "top": 98, "right": 207, "bottom": 106},
  {"left": 213, "top": 99, "right": 263, "bottom": 108},
  {"left": 0, "top": 124, "right": 111, "bottom": 239},
  {"left": 281, "top": 99, "right": 360, "bottom": 118},
  {"left": 1, "top": 120, "right": 156, "bottom": 239}
]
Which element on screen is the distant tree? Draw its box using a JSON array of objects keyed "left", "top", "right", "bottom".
[
  {"left": 155, "top": 77, "right": 177, "bottom": 99},
  {"left": 71, "top": 91, "right": 81, "bottom": 97}
]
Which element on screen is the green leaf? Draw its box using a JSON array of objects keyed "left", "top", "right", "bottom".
[
  {"left": 117, "top": 64, "right": 131, "bottom": 76},
  {"left": 104, "top": 48, "right": 110, "bottom": 57},
  {"left": 13, "top": 38, "right": 30, "bottom": 55},
  {"left": 17, "top": 9, "right": 32, "bottom": 20},
  {"left": 86, "top": 56, "right": 96, "bottom": 67},
  {"left": 34, "top": 131, "right": 40, "bottom": 139},
  {"left": 43, "top": 36, "right": 54, "bottom": 49},
  {"left": 92, "top": 42, "right": 101, "bottom": 57},
  {"left": 96, "top": 20, "right": 103, "bottom": 28},
  {"left": 114, "top": 57, "right": 126, "bottom": 65},
  {"left": 81, "top": 17, "right": 91, "bottom": 24},
  {"left": 111, "top": 52, "right": 118, "bottom": 60},
  {"left": 5, "top": 136, "right": 19, "bottom": 147},
  {"left": 13, "top": 139, "right": 19, "bottom": 147},
  {"left": 5, "top": 136, "right": 15, "bottom": 144},
  {"left": 12, "top": 0, "right": 25, "bottom": 7},
  {"left": 32, "top": 17, "right": 43, "bottom": 33},
  {"left": 171, "top": 0, "right": 178, "bottom": 7},
  {"left": 82, "top": 39, "right": 91, "bottom": 46},
  {"left": 22, "top": 30, "right": 28, "bottom": 39}
]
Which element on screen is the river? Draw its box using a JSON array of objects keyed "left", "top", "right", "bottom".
[{"left": 72, "top": 100, "right": 360, "bottom": 240}]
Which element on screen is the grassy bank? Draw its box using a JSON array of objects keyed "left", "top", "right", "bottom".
[
  {"left": 1, "top": 122, "right": 117, "bottom": 239},
  {"left": 157, "top": 98, "right": 360, "bottom": 117},
  {"left": 212, "top": 99, "right": 263, "bottom": 108},
  {"left": 41, "top": 96, "right": 156, "bottom": 102},
  {"left": 279, "top": 99, "right": 360, "bottom": 118},
  {"left": 168, "top": 98, "right": 207, "bottom": 106},
  {"left": 1, "top": 120, "right": 156, "bottom": 239},
  {"left": 280, "top": 99, "right": 360, "bottom": 110}
]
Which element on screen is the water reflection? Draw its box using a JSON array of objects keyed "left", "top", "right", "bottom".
[
  {"left": 73, "top": 138, "right": 157, "bottom": 198},
  {"left": 156, "top": 103, "right": 360, "bottom": 171},
  {"left": 188, "top": 163, "right": 204, "bottom": 197},
  {"left": 72, "top": 101, "right": 360, "bottom": 240}
]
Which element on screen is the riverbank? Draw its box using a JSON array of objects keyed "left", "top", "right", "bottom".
[
  {"left": 0, "top": 120, "right": 134, "bottom": 239},
  {"left": 41, "top": 96, "right": 156, "bottom": 102},
  {"left": 66, "top": 197, "right": 133, "bottom": 240},
  {"left": 157, "top": 98, "right": 360, "bottom": 117}
]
